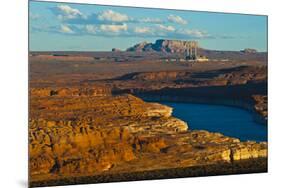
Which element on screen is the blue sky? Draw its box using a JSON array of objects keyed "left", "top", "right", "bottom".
[{"left": 29, "top": 1, "right": 267, "bottom": 52}]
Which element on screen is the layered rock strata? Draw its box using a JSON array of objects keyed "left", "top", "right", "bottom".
[
  {"left": 29, "top": 92, "right": 267, "bottom": 186},
  {"left": 109, "top": 66, "right": 268, "bottom": 123}
]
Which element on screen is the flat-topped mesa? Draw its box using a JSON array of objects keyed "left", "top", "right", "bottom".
[
  {"left": 153, "top": 39, "right": 198, "bottom": 53},
  {"left": 126, "top": 41, "right": 153, "bottom": 52},
  {"left": 126, "top": 39, "right": 198, "bottom": 59}
]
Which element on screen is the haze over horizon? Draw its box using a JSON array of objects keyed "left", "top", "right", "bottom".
[{"left": 29, "top": 1, "right": 267, "bottom": 52}]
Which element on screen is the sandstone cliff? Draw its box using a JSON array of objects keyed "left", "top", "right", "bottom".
[{"left": 29, "top": 90, "right": 267, "bottom": 186}]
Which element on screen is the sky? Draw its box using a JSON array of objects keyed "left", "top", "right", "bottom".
[{"left": 29, "top": 1, "right": 268, "bottom": 52}]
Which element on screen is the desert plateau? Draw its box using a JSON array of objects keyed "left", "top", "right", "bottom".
[{"left": 29, "top": 39, "right": 267, "bottom": 187}]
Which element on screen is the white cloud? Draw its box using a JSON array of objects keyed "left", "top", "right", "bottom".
[
  {"left": 177, "top": 29, "right": 210, "bottom": 38},
  {"left": 85, "top": 25, "right": 98, "bottom": 34},
  {"left": 57, "top": 5, "right": 85, "bottom": 20},
  {"left": 138, "top": 17, "right": 163, "bottom": 24},
  {"left": 167, "top": 14, "right": 187, "bottom": 25},
  {"left": 59, "top": 24, "right": 74, "bottom": 34},
  {"left": 157, "top": 24, "right": 176, "bottom": 32},
  {"left": 134, "top": 27, "right": 153, "bottom": 34},
  {"left": 98, "top": 10, "right": 129, "bottom": 22},
  {"left": 100, "top": 23, "right": 128, "bottom": 32}
]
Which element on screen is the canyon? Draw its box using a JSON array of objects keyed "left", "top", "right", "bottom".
[{"left": 29, "top": 43, "right": 268, "bottom": 187}]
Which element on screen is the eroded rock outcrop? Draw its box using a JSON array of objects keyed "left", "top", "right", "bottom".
[
  {"left": 29, "top": 94, "right": 187, "bottom": 177},
  {"left": 253, "top": 95, "right": 268, "bottom": 120},
  {"left": 29, "top": 91, "right": 267, "bottom": 185},
  {"left": 30, "top": 86, "right": 112, "bottom": 97}
]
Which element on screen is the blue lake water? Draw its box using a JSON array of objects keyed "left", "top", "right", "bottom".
[{"left": 161, "top": 102, "right": 267, "bottom": 142}]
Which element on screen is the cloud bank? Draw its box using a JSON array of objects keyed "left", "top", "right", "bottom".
[
  {"left": 32, "top": 4, "right": 233, "bottom": 40},
  {"left": 55, "top": 5, "right": 86, "bottom": 20}
]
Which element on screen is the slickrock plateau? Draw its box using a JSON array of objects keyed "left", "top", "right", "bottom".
[{"left": 29, "top": 92, "right": 267, "bottom": 187}]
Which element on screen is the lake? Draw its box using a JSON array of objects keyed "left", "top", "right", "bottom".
[{"left": 161, "top": 102, "right": 267, "bottom": 142}]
